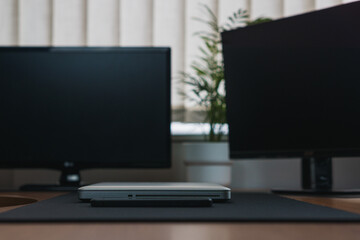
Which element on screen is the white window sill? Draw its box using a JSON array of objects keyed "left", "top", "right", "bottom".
[{"left": 171, "top": 122, "right": 228, "bottom": 142}]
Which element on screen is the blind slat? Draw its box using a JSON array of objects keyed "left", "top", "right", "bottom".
[
  {"left": 251, "top": 0, "right": 284, "bottom": 19},
  {"left": 87, "top": 0, "right": 119, "bottom": 46},
  {"left": 53, "top": 0, "right": 86, "bottom": 46},
  {"left": 0, "top": 0, "right": 18, "bottom": 45},
  {"left": 184, "top": 0, "right": 218, "bottom": 109},
  {"left": 284, "top": 0, "right": 315, "bottom": 17},
  {"left": 119, "top": 0, "right": 153, "bottom": 46},
  {"left": 19, "top": 0, "right": 51, "bottom": 46},
  {"left": 153, "top": 0, "right": 186, "bottom": 109},
  {"left": 342, "top": 0, "right": 359, "bottom": 3},
  {"left": 316, "top": 0, "right": 342, "bottom": 9}
]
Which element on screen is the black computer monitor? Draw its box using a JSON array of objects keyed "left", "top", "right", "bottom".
[
  {"left": 222, "top": 2, "right": 360, "bottom": 194},
  {"left": 0, "top": 47, "right": 171, "bottom": 190}
]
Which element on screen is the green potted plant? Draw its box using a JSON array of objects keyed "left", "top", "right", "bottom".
[{"left": 180, "top": 6, "right": 271, "bottom": 185}]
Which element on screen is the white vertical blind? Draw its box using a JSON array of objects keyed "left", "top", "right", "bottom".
[
  {"left": 120, "top": 0, "right": 153, "bottom": 46},
  {"left": 18, "top": 0, "right": 51, "bottom": 46},
  {"left": 251, "top": 0, "right": 284, "bottom": 19},
  {"left": 0, "top": 0, "right": 18, "bottom": 45},
  {"left": 315, "top": 0, "right": 342, "bottom": 9},
  {"left": 218, "top": 0, "right": 250, "bottom": 26},
  {"left": 184, "top": 0, "right": 218, "bottom": 110},
  {"left": 153, "top": 0, "right": 186, "bottom": 109},
  {"left": 342, "top": 0, "right": 359, "bottom": 3},
  {"left": 0, "top": 0, "right": 357, "bottom": 120},
  {"left": 52, "top": 0, "right": 86, "bottom": 46},
  {"left": 284, "top": 0, "right": 315, "bottom": 17},
  {"left": 87, "top": 0, "right": 119, "bottom": 46}
]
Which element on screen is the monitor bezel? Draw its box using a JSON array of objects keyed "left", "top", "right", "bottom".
[{"left": 229, "top": 148, "right": 360, "bottom": 159}]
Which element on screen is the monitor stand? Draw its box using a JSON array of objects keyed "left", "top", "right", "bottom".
[
  {"left": 272, "top": 157, "right": 360, "bottom": 196},
  {"left": 20, "top": 165, "right": 81, "bottom": 191}
]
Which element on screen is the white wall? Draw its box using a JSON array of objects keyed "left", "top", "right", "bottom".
[{"left": 3, "top": 143, "right": 360, "bottom": 190}]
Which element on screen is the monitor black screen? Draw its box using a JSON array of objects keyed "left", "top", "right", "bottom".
[
  {"left": 223, "top": 46, "right": 360, "bottom": 159},
  {"left": 0, "top": 47, "right": 171, "bottom": 169},
  {"left": 222, "top": 2, "right": 360, "bottom": 192}
]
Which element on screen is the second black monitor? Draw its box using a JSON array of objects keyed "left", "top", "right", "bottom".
[{"left": 0, "top": 47, "right": 171, "bottom": 170}]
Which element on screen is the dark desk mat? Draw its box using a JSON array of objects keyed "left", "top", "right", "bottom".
[{"left": 0, "top": 192, "right": 359, "bottom": 222}]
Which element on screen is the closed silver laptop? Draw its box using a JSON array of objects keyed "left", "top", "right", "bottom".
[{"left": 78, "top": 182, "right": 231, "bottom": 201}]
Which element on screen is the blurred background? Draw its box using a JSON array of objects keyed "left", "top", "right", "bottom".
[{"left": 0, "top": 0, "right": 359, "bottom": 190}]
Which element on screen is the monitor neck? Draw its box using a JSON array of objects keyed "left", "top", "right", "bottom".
[
  {"left": 272, "top": 157, "right": 360, "bottom": 195},
  {"left": 59, "top": 163, "right": 81, "bottom": 186},
  {"left": 301, "top": 157, "right": 332, "bottom": 191},
  {"left": 20, "top": 163, "right": 81, "bottom": 191}
]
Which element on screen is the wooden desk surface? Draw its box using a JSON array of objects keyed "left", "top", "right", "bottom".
[{"left": 0, "top": 192, "right": 359, "bottom": 240}]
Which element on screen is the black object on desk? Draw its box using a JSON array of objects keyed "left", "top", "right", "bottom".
[
  {"left": 0, "top": 47, "right": 171, "bottom": 191},
  {"left": 222, "top": 1, "right": 360, "bottom": 195},
  {"left": 91, "top": 198, "right": 213, "bottom": 207}
]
